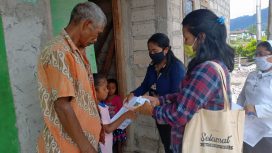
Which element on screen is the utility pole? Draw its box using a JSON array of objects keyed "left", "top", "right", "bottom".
[
  {"left": 268, "top": 0, "right": 272, "bottom": 40},
  {"left": 256, "top": 0, "right": 262, "bottom": 42}
]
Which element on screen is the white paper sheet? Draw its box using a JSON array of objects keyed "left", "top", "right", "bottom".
[
  {"left": 110, "top": 96, "right": 150, "bottom": 129},
  {"left": 232, "top": 102, "right": 270, "bottom": 147},
  {"left": 231, "top": 102, "right": 243, "bottom": 110},
  {"left": 243, "top": 115, "right": 270, "bottom": 147}
]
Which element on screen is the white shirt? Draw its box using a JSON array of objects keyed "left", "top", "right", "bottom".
[
  {"left": 98, "top": 103, "right": 113, "bottom": 153},
  {"left": 238, "top": 70, "right": 272, "bottom": 137}
]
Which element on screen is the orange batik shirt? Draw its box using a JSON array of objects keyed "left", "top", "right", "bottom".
[{"left": 37, "top": 30, "right": 101, "bottom": 153}]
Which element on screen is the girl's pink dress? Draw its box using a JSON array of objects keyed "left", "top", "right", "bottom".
[{"left": 106, "top": 95, "right": 127, "bottom": 143}]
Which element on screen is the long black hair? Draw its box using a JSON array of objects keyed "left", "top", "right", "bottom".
[
  {"left": 182, "top": 9, "right": 235, "bottom": 73},
  {"left": 107, "top": 78, "right": 119, "bottom": 95},
  {"left": 93, "top": 74, "right": 107, "bottom": 91},
  {"left": 147, "top": 33, "right": 184, "bottom": 74}
]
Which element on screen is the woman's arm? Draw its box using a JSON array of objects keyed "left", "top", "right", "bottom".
[{"left": 153, "top": 62, "right": 222, "bottom": 126}]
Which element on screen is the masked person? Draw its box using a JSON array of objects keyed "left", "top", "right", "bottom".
[
  {"left": 238, "top": 41, "right": 272, "bottom": 153},
  {"left": 126, "top": 33, "right": 186, "bottom": 153},
  {"left": 137, "top": 9, "right": 235, "bottom": 153}
]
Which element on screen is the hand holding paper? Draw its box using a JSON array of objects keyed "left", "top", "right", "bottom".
[
  {"left": 134, "top": 102, "right": 154, "bottom": 116},
  {"left": 142, "top": 95, "right": 160, "bottom": 106},
  {"left": 110, "top": 96, "right": 150, "bottom": 129}
]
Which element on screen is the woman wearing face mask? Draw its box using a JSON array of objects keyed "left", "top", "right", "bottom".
[
  {"left": 135, "top": 9, "right": 235, "bottom": 153},
  {"left": 126, "top": 33, "right": 186, "bottom": 153},
  {"left": 237, "top": 41, "right": 272, "bottom": 153}
]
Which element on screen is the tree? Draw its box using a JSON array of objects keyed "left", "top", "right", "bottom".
[{"left": 234, "top": 39, "right": 257, "bottom": 60}]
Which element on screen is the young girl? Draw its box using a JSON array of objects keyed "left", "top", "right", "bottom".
[
  {"left": 94, "top": 75, "right": 136, "bottom": 153},
  {"left": 106, "top": 79, "right": 127, "bottom": 153}
]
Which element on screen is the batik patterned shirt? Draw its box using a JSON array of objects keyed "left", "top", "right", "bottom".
[{"left": 37, "top": 30, "right": 101, "bottom": 153}]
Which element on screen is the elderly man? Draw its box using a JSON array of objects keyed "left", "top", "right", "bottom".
[{"left": 37, "top": 2, "right": 106, "bottom": 153}]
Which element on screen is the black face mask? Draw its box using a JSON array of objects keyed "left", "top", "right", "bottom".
[{"left": 149, "top": 51, "right": 165, "bottom": 64}]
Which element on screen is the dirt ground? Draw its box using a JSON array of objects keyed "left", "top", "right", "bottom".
[{"left": 231, "top": 64, "right": 256, "bottom": 103}]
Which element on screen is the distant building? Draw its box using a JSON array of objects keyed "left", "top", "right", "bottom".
[
  {"left": 230, "top": 30, "right": 254, "bottom": 41},
  {"left": 230, "top": 30, "right": 267, "bottom": 41}
]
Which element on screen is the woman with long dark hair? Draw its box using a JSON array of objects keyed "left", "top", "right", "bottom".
[
  {"left": 140, "top": 9, "right": 235, "bottom": 153},
  {"left": 126, "top": 33, "right": 186, "bottom": 153}
]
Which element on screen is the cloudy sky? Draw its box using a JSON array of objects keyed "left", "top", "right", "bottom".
[{"left": 230, "top": 0, "right": 269, "bottom": 19}]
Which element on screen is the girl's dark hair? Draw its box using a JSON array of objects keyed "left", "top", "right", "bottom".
[
  {"left": 107, "top": 78, "right": 119, "bottom": 95},
  {"left": 93, "top": 74, "right": 107, "bottom": 90},
  {"left": 257, "top": 41, "right": 272, "bottom": 53},
  {"left": 147, "top": 33, "right": 183, "bottom": 74},
  {"left": 182, "top": 9, "right": 235, "bottom": 73}
]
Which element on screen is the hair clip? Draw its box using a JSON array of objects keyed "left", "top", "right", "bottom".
[{"left": 217, "top": 16, "right": 225, "bottom": 24}]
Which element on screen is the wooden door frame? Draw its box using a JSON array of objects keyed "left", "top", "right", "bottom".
[{"left": 112, "top": 0, "right": 127, "bottom": 98}]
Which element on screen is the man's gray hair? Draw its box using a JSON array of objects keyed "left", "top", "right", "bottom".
[{"left": 69, "top": 1, "right": 107, "bottom": 27}]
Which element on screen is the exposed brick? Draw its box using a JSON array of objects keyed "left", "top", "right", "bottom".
[
  {"left": 132, "top": 22, "right": 155, "bottom": 36},
  {"left": 135, "top": 76, "right": 145, "bottom": 87},
  {"left": 173, "top": 49, "right": 184, "bottom": 62},
  {"left": 136, "top": 124, "right": 160, "bottom": 140},
  {"left": 134, "top": 134, "right": 162, "bottom": 153},
  {"left": 172, "top": 36, "right": 182, "bottom": 48},
  {"left": 137, "top": 115, "right": 157, "bottom": 128},
  {"left": 131, "top": 8, "right": 155, "bottom": 22},
  {"left": 172, "top": 0, "right": 181, "bottom": 5},
  {"left": 131, "top": 0, "right": 154, "bottom": 8},
  {"left": 172, "top": 21, "right": 181, "bottom": 32},
  {"left": 133, "top": 50, "right": 150, "bottom": 65},
  {"left": 170, "top": 4, "right": 181, "bottom": 20},
  {"left": 133, "top": 67, "right": 148, "bottom": 77},
  {"left": 133, "top": 38, "right": 148, "bottom": 51}
]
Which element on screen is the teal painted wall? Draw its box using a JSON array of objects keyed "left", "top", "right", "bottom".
[
  {"left": 50, "top": 0, "right": 97, "bottom": 73},
  {"left": 0, "top": 16, "right": 20, "bottom": 153}
]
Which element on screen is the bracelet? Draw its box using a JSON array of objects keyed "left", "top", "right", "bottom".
[{"left": 247, "top": 112, "right": 256, "bottom": 116}]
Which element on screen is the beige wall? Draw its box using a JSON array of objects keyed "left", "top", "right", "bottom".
[{"left": 194, "top": 0, "right": 231, "bottom": 40}]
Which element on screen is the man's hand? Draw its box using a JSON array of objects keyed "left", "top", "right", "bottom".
[
  {"left": 54, "top": 97, "right": 97, "bottom": 153},
  {"left": 99, "top": 126, "right": 105, "bottom": 145}
]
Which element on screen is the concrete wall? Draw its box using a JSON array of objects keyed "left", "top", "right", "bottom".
[
  {"left": 209, "top": 0, "right": 230, "bottom": 38},
  {"left": 0, "top": 0, "right": 51, "bottom": 152},
  {"left": 194, "top": 0, "right": 231, "bottom": 40},
  {"left": 121, "top": 0, "right": 184, "bottom": 152}
]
